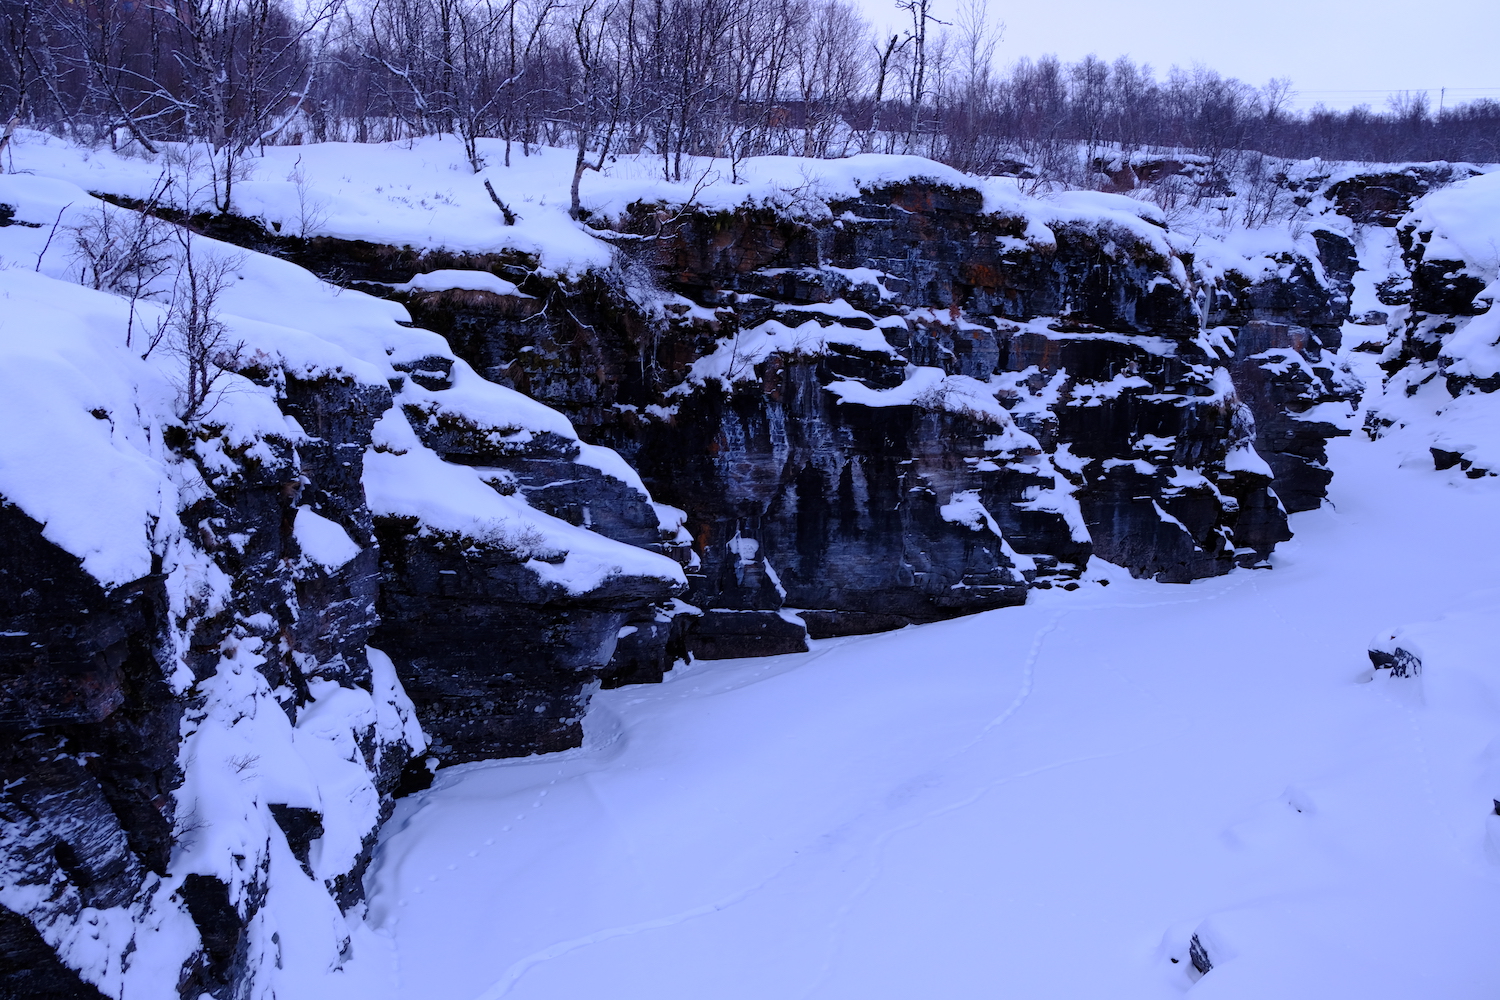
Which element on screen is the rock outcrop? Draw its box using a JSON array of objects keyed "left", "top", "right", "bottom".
[
  {"left": 0, "top": 154, "right": 1360, "bottom": 999},
  {"left": 1318, "top": 163, "right": 1478, "bottom": 228},
  {"left": 0, "top": 185, "right": 684, "bottom": 999},
  {"left": 1365, "top": 168, "right": 1500, "bottom": 476},
  {"left": 372, "top": 355, "right": 688, "bottom": 761},
  {"left": 304, "top": 179, "right": 1357, "bottom": 653},
  {"left": 0, "top": 368, "right": 411, "bottom": 1000}
]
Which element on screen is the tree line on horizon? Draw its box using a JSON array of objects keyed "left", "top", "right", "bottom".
[{"left": 2, "top": 0, "right": 1496, "bottom": 196}]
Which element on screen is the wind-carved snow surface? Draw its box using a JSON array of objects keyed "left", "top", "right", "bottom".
[{"left": 351, "top": 350, "right": 1500, "bottom": 999}]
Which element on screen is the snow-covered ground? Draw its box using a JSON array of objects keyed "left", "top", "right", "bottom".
[
  {"left": 0, "top": 130, "right": 1185, "bottom": 277},
  {"left": 336, "top": 350, "right": 1500, "bottom": 1000}
]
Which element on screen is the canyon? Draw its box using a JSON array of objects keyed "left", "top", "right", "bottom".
[{"left": 1, "top": 141, "right": 1487, "bottom": 998}]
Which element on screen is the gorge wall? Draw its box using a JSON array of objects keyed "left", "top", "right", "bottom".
[
  {"left": 1361, "top": 165, "right": 1500, "bottom": 478},
  {"left": 0, "top": 152, "right": 1374, "bottom": 999},
  {"left": 368, "top": 179, "right": 1360, "bottom": 653}
]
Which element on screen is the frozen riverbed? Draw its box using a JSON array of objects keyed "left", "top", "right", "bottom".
[{"left": 336, "top": 357, "right": 1500, "bottom": 1000}]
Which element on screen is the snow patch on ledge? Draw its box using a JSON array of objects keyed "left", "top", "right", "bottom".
[
  {"left": 293, "top": 507, "right": 362, "bottom": 570},
  {"left": 827, "top": 368, "right": 1015, "bottom": 428},
  {"left": 364, "top": 410, "right": 684, "bottom": 595},
  {"left": 0, "top": 270, "right": 169, "bottom": 589},
  {"left": 391, "top": 270, "right": 532, "bottom": 298}
]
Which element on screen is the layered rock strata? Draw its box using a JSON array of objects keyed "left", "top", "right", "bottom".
[
  {"left": 0, "top": 185, "right": 684, "bottom": 999},
  {"left": 290, "top": 180, "right": 1358, "bottom": 654},
  {"left": 1, "top": 159, "right": 1360, "bottom": 999}
]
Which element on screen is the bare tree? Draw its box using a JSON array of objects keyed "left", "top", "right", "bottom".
[
  {"left": 894, "top": 0, "right": 944, "bottom": 151},
  {"left": 4, "top": 0, "right": 1499, "bottom": 191},
  {"left": 68, "top": 175, "right": 174, "bottom": 347},
  {"left": 566, "top": 0, "right": 628, "bottom": 218},
  {"left": 933, "top": 0, "right": 999, "bottom": 170},
  {"left": 163, "top": 229, "right": 244, "bottom": 421},
  {"left": 861, "top": 32, "right": 906, "bottom": 153},
  {"left": 137, "top": 0, "right": 343, "bottom": 210},
  {"left": 0, "top": 0, "right": 40, "bottom": 160}
]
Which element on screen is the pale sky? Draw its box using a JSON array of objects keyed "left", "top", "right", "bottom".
[{"left": 850, "top": 0, "right": 1500, "bottom": 111}]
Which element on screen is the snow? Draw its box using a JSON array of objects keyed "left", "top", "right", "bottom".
[
  {"left": 1403, "top": 169, "right": 1500, "bottom": 278},
  {"left": 402, "top": 358, "right": 581, "bottom": 445},
  {"left": 938, "top": 488, "right": 1002, "bottom": 534},
  {"left": 294, "top": 506, "right": 362, "bottom": 570},
  {"left": 1225, "top": 440, "right": 1276, "bottom": 477},
  {"left": 363, "top": 409, "right": 683, "bottom": 595},
  {"left": 0, "top": 268, "right": 170, "bottom": 588},
  {"left": 168, "top": 642, "right": 422, "bottom": 999},
  {"left": 1398, "top": 172, "right": 1500, "bottom": 383},
  {"left": 392, "top": 270, "right": 531, "bottom": 297},
  {"left": 1443, "top": 289, "right": 1500, "bottom": 382},
  {"left": 678, "top": 319, "right": 898, "bottom": 391},
  {"left": 0, "top": 130, "right": 1216, "bottom": 284},
  {"left": 368, "top": 646, "right": 429, "bottom": 755},
  {"left": 1376, "top": 368, "right": 1500, "bottom": 474},
  {"left": 826, "top": 366, "right": 1023, "bottom": 431},
  {"left": 1039, "top": 188, "right": 1180, "bottom": 270},
  {"left": 1364, "top": 170, "right": 1500, "bottom": 473},
  {"left": 349, "top": 349, "right": 1500, "bottom": 1000},
  {"left": 574, "top": 443, "right": 652, "bottom": 499}
]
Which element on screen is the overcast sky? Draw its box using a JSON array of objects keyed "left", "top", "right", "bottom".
[{"left": 849, "top": 0, "right": 1500, "bottom": 111}]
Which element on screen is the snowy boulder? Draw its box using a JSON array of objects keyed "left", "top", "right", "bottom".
[{"left": 1368, "top": 632, "right": 1423, "bottom": 678}]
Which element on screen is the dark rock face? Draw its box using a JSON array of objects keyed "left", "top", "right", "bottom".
[
  {"left": 374, "top": 529, "right": 678, "bottom": 761},
  {"left": 1323, "top": 164, "right": 1476, "bottom": 227},
  {"left": 1221, "top": 322, "right": 1352, "bottom": 514},
  {"left": 374, "top": 366, "right": 686, "bottom": 764},
  {"left": 359, "top": 181, "right": 1353, "bottom": 644},
  {"left": 177, "top": 875, "right": 241, "bottom": 984},
  {"left": 1368, "top": 644, "right": 1422, "bottom": 678},
  {"left": 1366, "top": 197, "right": 1500, "bottom": 476},
  {"left": 1189, "top": 932, "right": 1214, "bottom": 975},
  {"left": 0, "top": 501, "right": 177, "bottom": 999},
  {"left": 0, "top": 907, "right": 108, "bottom": 1000},
  {"left": 690, "top": 609, "right": 810, "bottom": 658},
  {"left": 1382, "top": 217, "right": 1492, "bottom": 389},
  {"left": 1204, "top": 228, "right": 1360, "bottom": 514},
  {"left": 178, "top": 184, "right": 1351, "bottom": 643},
  {"left": 4, "top": 174, "right": 1357, "bottom": 997},
  {"left": 0, "top": 374, "right": 415, "bottom": 998}
]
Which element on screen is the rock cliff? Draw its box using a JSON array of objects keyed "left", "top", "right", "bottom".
[
  {"left": 320, "top": 179, "right": 1359, "bottom": 655},
  {"left": 1364, "top": 167, "right": 1500, "bottom": 477},
  {"left": 0, "top": 149, "right": 1359, "bottom": 999}
]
